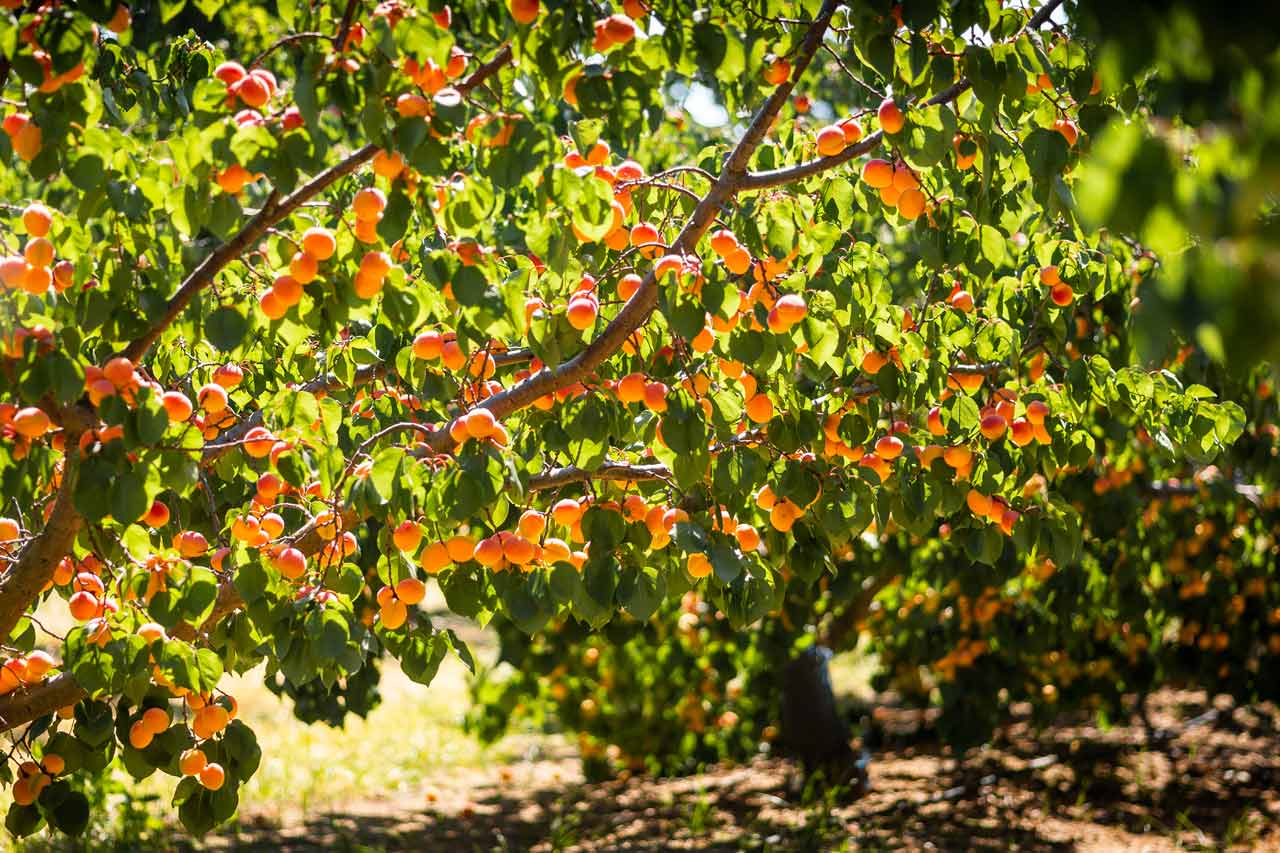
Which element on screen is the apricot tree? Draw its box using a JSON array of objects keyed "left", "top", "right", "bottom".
[{"left": 0, "top": 0, "right": 1262, "bottom": 838}]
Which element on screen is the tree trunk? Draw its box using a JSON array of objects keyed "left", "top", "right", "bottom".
[{"left": 780, "top": 645, "right": 867, "bottom": 794}]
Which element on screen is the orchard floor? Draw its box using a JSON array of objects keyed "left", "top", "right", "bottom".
[
  {"left": 202, "top": 687, "right": 1280, "bottom": 853},
  {"left": 11, "top": 596, "right": 1280, "bottom": 852}
]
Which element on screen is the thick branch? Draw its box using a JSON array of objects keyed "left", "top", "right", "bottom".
[
  {"left": 0, "top": 447, "right": 82, "bottom": 641},
  {"left": 0, "top": 674, "right": 84, "bottom": 732}
]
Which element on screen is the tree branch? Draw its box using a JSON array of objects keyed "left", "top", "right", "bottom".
[
  {"left": 527, "top": 461, "right": 671, "bottom": 492},
  {"left": 119, "top": 43, "right": 514, "bottom": 367},
  {"left": 0, "top": 445, "right": 83, "bottom": 641},
  {"left": 422, "top": 2, "right": 841, "bottom": 456},
  {"left": 0, "top": 674, "right": 84, "bottom": 732},
  {"left": 738, "top": 0, "right": 1066, "bottom": 193}
]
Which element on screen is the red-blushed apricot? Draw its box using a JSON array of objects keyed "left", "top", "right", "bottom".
[
  {"left": 980, "top": 413, "right": 1008, "bottom": 440},
  {"left": 566, "top": 296, "right": 598, "bottom": 330},
  {"left": 1010, "top": 418, "right": 1034, "bottom": 446},
  {"left": 602, "top": 14, "right": 636, "bottom": 44},
  {"left": 198, "top": 763, "right": 225, "bottom": 791},
  {"left": 175, "top": 530, "right": 209, "bottom": 557},
  {"left": 68, "top": 591, "right": 100, "bottom": 621},
  {"left": 1026, "top": 400, "right": 1049, "bottom": 424},
  {"left": 353, "top": 187, "right": 387, "bottom": 221},
  {"left": 838, "top": 118, "right": 862, "bottom": 143},
  {"left": 950, "top": 289, "right": 974, "bottom": 313},
  {"left": 510, "top": 0, "right": 539, "bottom": 25},
  {"left": 393, "top": 520, "right": 422, "bottom": 553},
  {"left": 214, "top": 62, "right": 246, "bottom": 85},
  {"left": 1039, "top": 265, "right": 1061, "bottom": 286},
  {"left": 1050, "top": 283, "right": 1074, "bottom": 306},
  {"left": 616, "top": 372, "right": 646, "bottom": 404},
  {"left": 396, "top": 577, "right": 426, "bottom": 605},
  {"left": 927, "top": 406, "right": 946, "bottom": 436},
  {"left": 301, "top": 227, "right": 336, "bottom": 260},
  {"left": 473, "top": 535, "right": 504, "bottom": 567},
  {"left": 643, "top": 381, "right": 668, "bottom": 412},
  {"left": 160, "top": 391, "right": 193, "bottom": 423},
  {"left": 0, "top": 517, "right": 19, "bottom": 542},
  {"left": 1054, "top": 119, "right": 1079, "bottom": 146},
  {"left": 143, "top": 500, "right": 170, "bottom": 528},
  {"left": 878, "top": 98, "right": 904, "bottom": 134},
  {"left": 874, "top": 435, "right": 904, "bottom": 460},
  {"left": 274, "top": 547, "right": 307, "bottom": 580},
  {"left": 762, "top": 57, "right": 790, "bottom": 86},
  {"left": 861, "top": 158, "right": 893, "bottom": 188},
  {"left": 815, "top": 125, "right": 846, "bottom": 157},
  {"left": 13, "top": 406, "right": 50, "bottom": 437}
]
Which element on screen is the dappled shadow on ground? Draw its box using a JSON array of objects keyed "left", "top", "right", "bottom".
[{"left": 210, "top": 690, "right": 1280, "bottom": 852}]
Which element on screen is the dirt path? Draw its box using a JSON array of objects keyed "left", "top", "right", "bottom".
[{"left": 207, "top": 690, "right": 1280, "bottom": 852}]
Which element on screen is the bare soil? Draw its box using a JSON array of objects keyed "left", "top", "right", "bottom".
[{"left": 208, "top": 689, "right": 1280, "bottom": 852}]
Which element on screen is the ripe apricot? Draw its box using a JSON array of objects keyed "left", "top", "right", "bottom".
[
  {"left": 815, "top": 125, "right": 846, "bottom": 157},
  {"left": 878, "top": 98, "right": 904, "bottom": 134},
  {"left": 161, "top": 391, "right": 193, "bottom": 422},
  {"left": 396, "top": 577, "right": 426, "bottom": 605},
  {"left": 393, "top": 520, "right": 422, "bottom": 552},
  {"left": 413, "top": 330, "right": 444, "bottom": 360},
  {"left": 687, "top": 553, "right": 712, "bottom": 579},
  {"left": 643, "top": 382, "right": 668, "bottom": 412},
  {"left": 1053, "top": 119, "right": 1078, "bottom": 146},
  {"left": 68, "top": 591, "right": 100, "bottom": 621},
  {"left": 709, "top": 229, "right": 738, "bottom": 257},
  {"left": 22, "top": 203, "right": 52, "bottom": 237},
  {"left": 1026, "top": 400, "right": 1049, "bottom": 424},
  {"left": 566, "top": 296, "right": 598, "bottom": 330},
  {"left": 735, "top": 524, "right": 760, "bottom": 551},
  {"left": 13, "top": 406, "right": 49, "bottom": 437},
  {"left": 180, "top": 748, "right": 207, "bottom": 776},
  {"left": 552, "top": 498, "right": 583, "bottom": 526},
  {"left": 175, "top": 530, "right": 209, "bottom": 557},
  {"left": 629, "top": 222, "right": 661, "bottom": 258},
  {"left": 419, "top": 542, "right": 450, "bottom": 573},
  {"left": 1010, "top": 418, "right": 1034, "bottom": 446},
  {"left": 1050, "top": 283, "right": 1074, "bottom": 306},
  {"left": 724, "top": 247, "right": 752, "bottom": 275},
  {"left": 602, "top": 14, "right": 636, "bottom": 44},
  {"left": 980, "top": 414, "right": 1007, "bottom": 440},
  {"left": 274, "top": 547, "right": 307, "bottom": 580},
  {"left": 745, "top": 393, "right": 773, "bottom": 423},
  {"left": 0, "top": 518, "right": 18, "bottom": 542},
  {"left": 464, "top": 407, "right": 497, "bottom": 438},
  {"left": 143, "top": 500, "right": 170, "bottom": 528},
  {"left": 353, "top": 187, "right": 387, "bottom": 221},
  {"left": 198, "top": 763, "right": 225, "bottom": 791},
  {"left": 510, "top": 0, "right": 539, "bottom": 25},
  {"left": 875, "top": 435, "right": 904, "bottom": 460},
  {"left": 897, "top": 189, "right": 925, "bottom": 220},
  {"left": 861, "top": 158, "right": 893, "bottom": 188},
  {"left": 473, "top": 536, "right": 504, "bottom": 567},
  {"left": 966, "top": 489, "right": 991, "bottom": 517},
  {"left": 943, "top": 445, "right": 972, "bottom": 469},
  {"left": 301, "top": 227, "right": 336, "bottom": 260},
  {"left": 838, "top": 118, "right": 862, "bottom": 143},
  {"left": 762, "top": 57, "right": 790, "bottom": 86},
  {"left": 617, "top": 373, "right": 647, "bottom": 404},
  {"left": 1039, "top": 265, "right": 1061, "bottom": 286},
  {"left": 618, "top": 273, "right": 643, "bottom": 300},
  {"left": 446, "top": 535, "right": 475, "bottom": 563}
]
